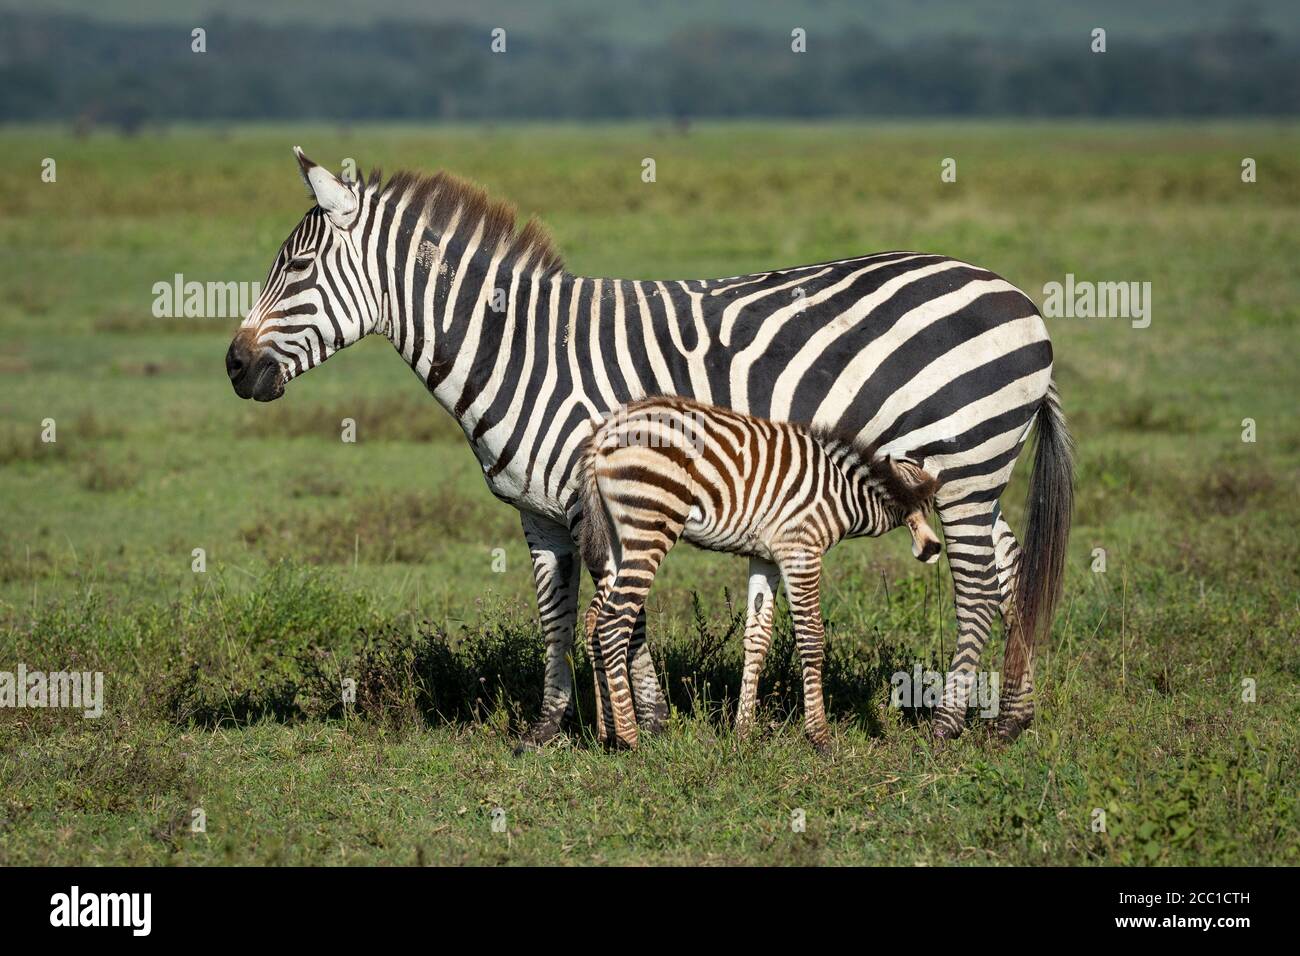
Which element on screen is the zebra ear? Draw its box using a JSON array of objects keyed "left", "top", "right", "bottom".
[{"left": 293, "top": 146, "right": 358, "bottom": 229}]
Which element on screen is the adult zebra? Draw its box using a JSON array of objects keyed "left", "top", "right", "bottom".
[{"left": 226, "top": 149, "right": 1073, "bottom": 746}]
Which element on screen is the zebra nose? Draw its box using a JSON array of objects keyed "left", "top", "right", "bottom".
[{"left": 226, "top": 340, "right": 250, "bottom": 384}]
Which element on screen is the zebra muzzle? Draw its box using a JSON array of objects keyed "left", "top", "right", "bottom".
[
  {"left": 226, "top": 338, "right": 285, "bottom": 402},
  {"left": 906, "top": 511, "right": 942, "bottom": 564}
]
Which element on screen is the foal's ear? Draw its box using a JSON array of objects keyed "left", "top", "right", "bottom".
[
  {"left": 293, "top": 146, "right": 359, "bottom": 229},
  {"left": 889, "top": 454, "right": 939, "bottom": 498}
]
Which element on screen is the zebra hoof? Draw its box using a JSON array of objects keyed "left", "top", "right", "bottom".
[
  {"left": 635, "top": 698, "right": 669, "bottom": 734},
  {"left": 996, "top": 715, "right": 1031, "bottom": 742},
  {"left": 514, "top": 715, "right": 564, "bottom": 754},
  {"left": 932, "top": 721, "right": 962, "bottom": 744},
  {"left": 513, "top": 730, "right": 563, "bottom": 755},
  {"left": 640, "top": 714, "right": 668, "bottom": 735}
]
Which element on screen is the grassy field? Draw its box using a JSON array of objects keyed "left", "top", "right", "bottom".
[{"left": 0, "top": 122, "right": 1297, "bottom": 865}]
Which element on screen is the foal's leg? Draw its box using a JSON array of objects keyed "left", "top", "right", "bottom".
[
  {"left": 736, "top": 557, "right": 781, "bottom": 740},
  {"left": 583, "top": 577, "right": 614, "bottom": 744},
  {"left": 596, "top": 521, "right": 683, "bottom": 750},
  {"left": 596, "top": 574, "right": 659, "bottom": 750},
  {"left": 629, "top": 609, "right": 669, "bottom": 733},
  {"left": 778, "top": 548, "right": 831, "bottom": 754}
]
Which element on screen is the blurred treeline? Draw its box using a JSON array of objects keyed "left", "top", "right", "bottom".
[{"left": 2, "top": 11, "right": 1297, "bottom": 129}]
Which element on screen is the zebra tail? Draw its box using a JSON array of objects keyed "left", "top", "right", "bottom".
[
  {"left": 1014, "top": 379, "right": 1075, "bottom": 649},
  {"left": 577, "top": 436, "right": 614, "bottom": 576}
]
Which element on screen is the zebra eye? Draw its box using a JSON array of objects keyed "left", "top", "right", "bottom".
[{"left": 287, "top": 256, "right": 314, "bottom": 273}]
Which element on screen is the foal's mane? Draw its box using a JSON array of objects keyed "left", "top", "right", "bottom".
[
  {"left": 810, "top": 422, "right": 942, "bottom": 512},
  {"left": 361, "top": 166, "right": 566, "bottom": 278}
]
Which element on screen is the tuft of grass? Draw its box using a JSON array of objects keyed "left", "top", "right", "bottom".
[
  {"left": 0, "top": 428, "right": 67, "bottom": 466},
  {"left": 1187, "top": 458, "right": 1279, "bottom": 516},
  {"left": 0, "top": 412, "right": 123, "bottom": 467},
  {"left": 240, "top": 488, "right": 520, "bottom": 564},
  {"left": 241, "top": 395, "right": 464, "bottom": 444},
  {"left": 77, "top": 451, "right": 139, "bottom": 493},
  {"left": 95, "top": 311, "right": 227, "bottom": 335}
]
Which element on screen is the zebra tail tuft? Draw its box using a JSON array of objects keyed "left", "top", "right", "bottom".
[{"left": 1015, "top": 379, "right": 1075, "bottom": 650}]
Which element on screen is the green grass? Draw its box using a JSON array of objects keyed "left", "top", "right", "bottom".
[{"left": 0, "top": 122, "right": 1297, "bottom": 865}]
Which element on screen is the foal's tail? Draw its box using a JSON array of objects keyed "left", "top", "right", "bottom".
[
  {"left": 1015, "top": 379, "right": 1075, "bottom": 646},
  {"left": 577, "top": 431, "right": 614, "bottom": 576}
]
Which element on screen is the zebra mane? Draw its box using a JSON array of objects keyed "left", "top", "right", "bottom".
[
  {"left": 809, "top": 423, "right": 942, "bottom": 510},
  {"left": 808, "top": 423, "right": 883, "bottom": 465},
  {"left": 363, "top": 166, "right": 566, "bottom": 278}
]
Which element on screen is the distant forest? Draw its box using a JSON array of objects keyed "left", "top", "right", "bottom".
[{"left": 2, "top": 12, "right": 1297, "bottom": 127}]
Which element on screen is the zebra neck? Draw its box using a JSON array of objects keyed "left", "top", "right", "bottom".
[
  {"left": 383, "top": 253, "right": 699, "bottom": 503},
  {"left": 382, "top": 244, "right": 586, "bottom": 485},
  {"left": 380, "top": 230, "right": 520, "bottom": 411},
  {"left": 831, "top": 445, "right": 876, "bottom": 537}
]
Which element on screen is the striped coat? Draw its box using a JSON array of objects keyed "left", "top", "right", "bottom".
[{"left": 578, "top": 396, "right": 942, "bottom": 750}]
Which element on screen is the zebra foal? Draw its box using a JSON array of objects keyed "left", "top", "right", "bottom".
[{"left": 579, "top": 397, "right": 942, "bottom": 752}]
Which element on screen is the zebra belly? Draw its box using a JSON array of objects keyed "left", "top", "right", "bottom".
[{"left": 681, "top": 503, "right": 774, "bottom": 562}]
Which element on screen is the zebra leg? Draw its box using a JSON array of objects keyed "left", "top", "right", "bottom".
[
  {"left": 628, "top": 608, "right": 669, "bottom": 734},
  {"left": 778, "top": 549, "right": 831, "bottom": 754},
  {"left": 596, "top": 572, "right": 652, "bottom": 750},
  {"left": 932, "top": 499, "right": 1001, "bottom": 741},
  {"left": 736, "top": 557, "right": 781, "bottom": 740},
  {"left": 596, "top": 519, "right": 681, "bottom": 749},
  {"left": 583, "top": 581, "right": 614, "bottom": 745},
  {"left": 991, "top": 506, "right": 1034, "bottom": 740},
  {"left": 516, "top": 512, "right": 582, "bottom": 752}
]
